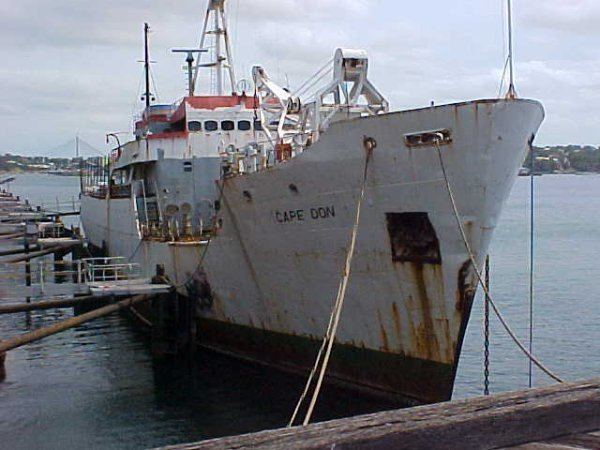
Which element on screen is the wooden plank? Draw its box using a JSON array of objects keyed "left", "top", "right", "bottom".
[
  {"left": 509, "top": 431, "right": 600, "bottom": 449},
  {"left": 508, "top": 444, "right": 582, "bottom": 450},
  {"left": 157, "top": 379, "right": 600, "bottom": 450},
  {"left": 547, "top": 431, "right": 600, "bottom": 449}
]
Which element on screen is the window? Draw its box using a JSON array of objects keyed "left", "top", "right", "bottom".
[
  {"left": 205, "top": 120, "right": 218, "bottom": 132},
  {"left": 254, "top": 120, "right": 263, "bottom": 131},
  {"left": 238, "top": 120, "right": 251, "bottom": 131},
  {"left": 183, "top": 161, "right": 192, "bottom": 172},
  {"left": 221, "top": 120, "right": 234, "bottom": 131},
  {"left": 188, "top": 121, "right": 202, "bottom": 132}
]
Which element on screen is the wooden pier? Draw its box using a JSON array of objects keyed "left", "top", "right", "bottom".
[{"left": 160, "top": 379, "right": 600, "bottom": 450}]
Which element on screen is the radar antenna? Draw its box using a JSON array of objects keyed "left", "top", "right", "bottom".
[{"left": 191, "top": 0, "right": 237, "bottom": 95}]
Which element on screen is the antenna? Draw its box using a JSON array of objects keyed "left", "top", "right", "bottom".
[
  {"left": 172, "top": 49, "right": 208, "bottom": 96},
  {"left": 191, "top": 0, "right": 237, "bottom": 95},
  {"left": 143, "top": 23, "right": 153, "bottom": 109},
  {"left": 506, "top": 0, "right": 517, "bottom": 99}
]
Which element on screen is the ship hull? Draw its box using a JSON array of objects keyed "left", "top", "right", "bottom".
[{"left": 81, "top": 99, "right": 544, "bottom": 404}]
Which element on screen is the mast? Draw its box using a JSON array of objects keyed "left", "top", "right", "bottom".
[
  {"left": 191, "top": 0, "right": 237, "bottom": 95},
  {"left": 214, "top": 10, "right": 222, "bottom": 94},
  {"left": 506, "top": 0, "right": 517, "bottom": 99},
  {"left": 144, "top": 23, "right": 152, "bottom": 109}
]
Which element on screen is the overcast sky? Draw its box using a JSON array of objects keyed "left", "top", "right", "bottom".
[{"left": 1, "top": 0, "right": 599, "bottom": 156}]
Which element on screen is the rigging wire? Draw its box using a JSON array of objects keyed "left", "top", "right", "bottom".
[
  {"left": 433, "top": 138, "right": 563, "bottom": 384},
  {"left": 528, "top": 144, "right": 535, "bottom": 387},
  {"left": 484, "top": 255, "right": 491, "bottom": 395},
  {"left": 149, "top": 66, "right": 160, "bottom": 104},
  {"left": 292, "top": 58, "right": 334, "bottom": 97},
  {"left": 497, "top": 55, "right": 510, "bottom": 98},
  {"left": 298, "top": 68, "right": 334, "bottom": 101},
  {"left": 131, "top": 69, "right": 146, "bottom": 122}
]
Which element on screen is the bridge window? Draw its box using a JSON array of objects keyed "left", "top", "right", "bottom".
[
  {"left": 205, "top": 120, "right": 218, "bottom": 132},
  {"left": 221, "top": 120, "right": 234, "bottom": 131},
  {"left": 238, "top": 120, "right": 251, "bottom": 131},
  {"left": 254, "top": 120, "right": 263, "bottom": 131},
  {"left": 188, "top": 121, "right": 202, "bottom": 132}
]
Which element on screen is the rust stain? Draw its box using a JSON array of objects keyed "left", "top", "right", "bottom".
[
  {"left": 411, "top": 262, "right": 441, "bottom": 361},
  {"left": 456, "top": 260, "right": 475, "bottom": 313},
  {"left": 377, "top": 310, "right": 390, "bottom": 352},
  {"left": 403, "top": 294, "right": 418, "bottom": 354},
  {"left": 440, "top": 318, "right": 453, "bottom": 362},
  {"left": 391, "top": 301, "right": 402, "bottom": 342}
]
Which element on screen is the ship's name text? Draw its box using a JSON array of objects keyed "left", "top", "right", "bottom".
[{"left": 273, "top": 206, "right": 335, "bottom": 223}]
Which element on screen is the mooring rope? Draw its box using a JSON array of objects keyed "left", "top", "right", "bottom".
[
  {"left": 434, "top": 138, "right": 563, "bottom": 383},
  {"left": 288, "top": 137, "right": 375, "bottom": 427}
]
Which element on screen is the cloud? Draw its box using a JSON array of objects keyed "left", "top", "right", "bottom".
[
  {"left": 520, "top": 1, "right": 600, "bottom": 35},
  {"left": 1, "top": 0, "right": 599, "bottom": 154}
]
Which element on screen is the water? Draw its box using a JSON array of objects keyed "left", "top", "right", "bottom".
[{"left": 0, "top": 173, "right": 598, "bottom": 449}]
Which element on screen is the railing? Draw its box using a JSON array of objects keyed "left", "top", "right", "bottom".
[
  {"left": 38, "top": 223, "right": 67, "bottom": 239},
  {"left": 81, "top": 257, "right": 142, "bottom": 283},
  {"left": 39, "top": 196, "right": 81, "bottom": 214},
  {"left": 0, "top": 258, "right": 143, "bottom": 300}
]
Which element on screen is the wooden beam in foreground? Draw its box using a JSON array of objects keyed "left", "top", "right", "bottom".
[{"left": 159, "top": 379, "right": 600, "bottom": 450}]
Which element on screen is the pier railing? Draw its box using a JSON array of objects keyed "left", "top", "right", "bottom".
[
  {"left": 81, "top": 257, "right": 142, "bottom": 283},
  {"left": 0, "top": 257, "right": 143, "bottom": 300}
]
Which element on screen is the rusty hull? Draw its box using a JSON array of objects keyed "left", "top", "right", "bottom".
[{"left": 81, "top": 98, "right": 544, "bottom": 405}]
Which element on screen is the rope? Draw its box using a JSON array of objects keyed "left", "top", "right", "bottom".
[
  {"left": 434, "top": 139, "right": 563, "bottom": 383},
  {"left": 288, "top": 137, "right": 374, "bottom": 427}
]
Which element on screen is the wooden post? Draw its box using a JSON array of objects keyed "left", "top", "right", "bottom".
[
  {"left": 39, "top": 260, "right": 44, "bottom": 295},
  {"left": 53, "top": 250, "right": 65, "bottom": 284},
  {"left": 24, "top": 239, "right": 31, "bottom": 304}
]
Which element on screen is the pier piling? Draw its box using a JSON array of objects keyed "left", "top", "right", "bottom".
[{"left": 24, "top": 239, "right": 31, "bottom": 303}]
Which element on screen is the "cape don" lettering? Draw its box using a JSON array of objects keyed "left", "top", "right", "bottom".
[{"left": 273, "top": 206, "right": 335, "bottom": 223}]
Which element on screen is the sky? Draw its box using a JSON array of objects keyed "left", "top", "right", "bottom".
[{"left": 1, "top": 0, "right": 600, "bottom": 156}]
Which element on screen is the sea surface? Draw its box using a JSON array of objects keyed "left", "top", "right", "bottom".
[{"left": 0, "top": 173, "right": 598, "bottom": 449}]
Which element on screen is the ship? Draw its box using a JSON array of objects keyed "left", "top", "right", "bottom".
[{"left": 80, "top": 0, "right": 544, "bottom": 405}]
